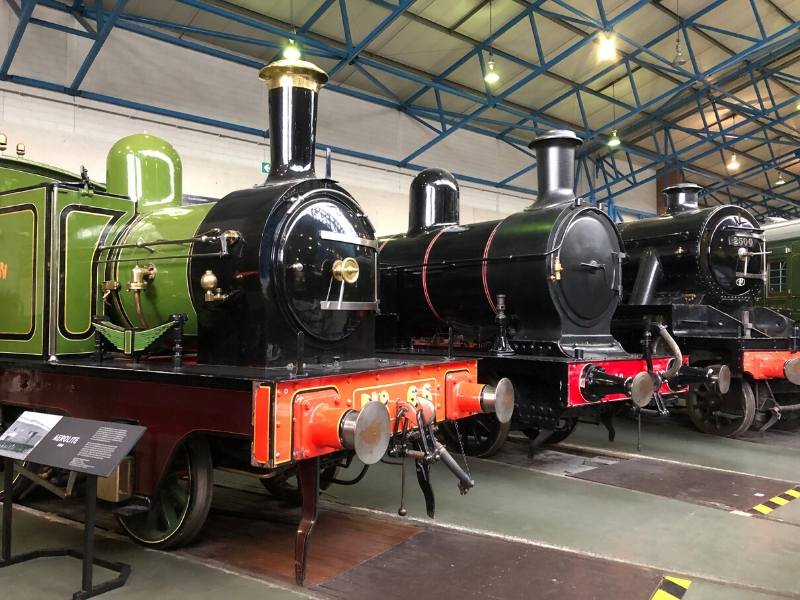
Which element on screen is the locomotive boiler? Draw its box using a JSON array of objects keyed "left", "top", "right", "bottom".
[
  {"left": 0, "top": 58, "right": 512, "bottom": 584},
  {"left": 614, "top": 183, "right": 800, "bottom": 436},
  {"left": 379, "top": 131, "right": 685, "bottom": 456}
]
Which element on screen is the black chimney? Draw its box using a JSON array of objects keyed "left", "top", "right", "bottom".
[
  {"left": 527, "top": 130, "right": 583, "bottom": 206},
  {"left": 407, "top": 168, "right": 460, "bottom": 235},
  {"left": 259, "top": 58, "right": 328, "bottom": 182},
  {"left": 663, "top": 182, "right": 702, "bottom": 214}
]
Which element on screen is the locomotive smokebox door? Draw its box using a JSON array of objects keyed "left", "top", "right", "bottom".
[
  {"left": 551, "top": 211, "right": 621, "bottom": 326},
  {"left": 189, "top": 57, "right": 380, "bottom": 367}
]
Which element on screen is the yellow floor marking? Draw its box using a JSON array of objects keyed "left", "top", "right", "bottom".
[
  {"left": 649, "top": 575, "right": 692, "bottom": 600},
  {"left": 749, "top": 485, "right": 800, "bottom": 515},
  {"left": 665, "top": 576, "right": 692, "bottom": 588}
]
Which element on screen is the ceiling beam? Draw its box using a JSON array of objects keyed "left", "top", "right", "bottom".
[
  {"left": 68, "top": 0, "right": 127, "bottom": 93},
  {"left": 0, "top": 0, "right": 37, "bottom": 79}
]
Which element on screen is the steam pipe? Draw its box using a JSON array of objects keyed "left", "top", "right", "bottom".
[
  {"left": 655, "top": 324, "right": 682, "bottom": 379},
  {"left": 629, "top": 247, "right": 662, "bottom": 305},
  {"left": 259, "top": 59, "right": 329, "bottom": 182},
  {"left": 132, "top": 290, "right": 150, "bottom": 329},
  {"left": 527, "top": 130, "right": 583, "bottom": 206}
]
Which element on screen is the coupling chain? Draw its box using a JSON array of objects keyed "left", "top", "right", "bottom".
[{"left": 451, "top": 418, "right": 471, "bottom": 479}]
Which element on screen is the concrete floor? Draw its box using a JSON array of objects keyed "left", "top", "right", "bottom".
[{"left": 2, "top": 414, "right": 799, "bottom": 599}]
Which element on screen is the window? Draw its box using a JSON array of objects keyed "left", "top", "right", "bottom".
[{"left": 769, "top": 259, "right": 787, "bottom": 294}]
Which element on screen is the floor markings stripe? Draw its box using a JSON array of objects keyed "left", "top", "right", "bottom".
[
  {"left": 750, "top": 485, "right": 800, "bottom": 516},
  {"left": 557, "top": 441, "right": 798, "bottom": 484},
  {"left": 650, "top": 575, "right": 692, "bottom": 600}
]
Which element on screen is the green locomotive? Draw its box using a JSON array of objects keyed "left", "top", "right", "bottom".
[
  {"left": 762, "top": 219, "right": 800, "bottom": 319},
  {"left": 0, "top": 132, "right": 203, "bottom": 357}
]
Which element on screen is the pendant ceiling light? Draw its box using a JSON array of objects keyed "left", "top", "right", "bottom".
[
  {"left": 597, "top": 31, "right": 617, "bottom": 62},
  {"left": 484, "top": 60, "right": 499, "bottom": 84},
  {"left": 672, "top": 0, "right": 687, "bottom": 67},
  {"left": 283, "top": 1, "right": 301, "bottom": 60},
  {"left": 725, "top": 114, "right": 740, "bottom": 171},
  {"left": 775, "top": 174, "right": 786, "bottom": 186},
  {"left": 608, "top": 83, "right": 621, "bottom": 148},
  {"left": 484, "top": 1, "right": 499, "bottom": 85}
]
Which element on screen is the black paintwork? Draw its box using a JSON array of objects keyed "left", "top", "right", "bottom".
[
  {"left": 0, "top": 355, "right": 432, "bottom": 390},
  {"left": 189, "top": 178, "right": 377, "bottom": 367},
  {"left": 380, "top": 200, "right": 626, "bottom": 359},
  {"left": 618, "top": 204, "right": 764, "bottom": 306},
  {"left": 614, "top": 204, "right": 796, "bottom": 356},
  {"left": 378, "top": 155, "right": 644, "bottom": 432},
  {"left": 267, "top": 86, "right": 318, "bottom": 182},
  {"left": 407, "top": 168, "right": 459, "bottom": 235}
]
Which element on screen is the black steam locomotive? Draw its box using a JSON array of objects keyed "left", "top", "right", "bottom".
[
  {"left": 378, "top": 131, "right": 689, "bottom": 456},
  {"left": 0, "top": 57, "right": 510, "bottom": 585},
  {"left": 614, "top": 183, "right": 800, "bottom": 436}
]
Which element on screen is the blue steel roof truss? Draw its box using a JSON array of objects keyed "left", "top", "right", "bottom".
[{"left": 1, "top": 0, "right": 798, "bottom": 219}]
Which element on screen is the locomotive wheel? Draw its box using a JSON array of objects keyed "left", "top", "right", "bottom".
[
  {"left": 439, "top": 414, "right": 510, "bottom": 458},
  {"left": 118, "top": 436, "right": 213, "bottom": 549},
  {"left": 522, "top": 417, "right": 578, "bottom": 445},
  {"left": 686, "top": 377, "right": 756, "bottom": 438},
  {"left": 260, "top": 464, "right": 339, "bottom": 506}
]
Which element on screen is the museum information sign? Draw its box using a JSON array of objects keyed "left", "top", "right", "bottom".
[{"left": 0, "top": 411, "right": 145, "bottom": 477}]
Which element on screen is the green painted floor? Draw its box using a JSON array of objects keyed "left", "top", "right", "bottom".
[
  {"left": 2, "top": 415, "right": 799, "bottom": 599},
  {"left": 562, "top": 415, "right": 800, "bottom": 482},
  {"left": 0, "top": 509, "right": 312, "bottom": 600}
]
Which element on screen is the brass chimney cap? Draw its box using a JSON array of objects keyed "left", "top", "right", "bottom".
[{"left": 259, "top": 58, "right": 329, "bottom": 93}]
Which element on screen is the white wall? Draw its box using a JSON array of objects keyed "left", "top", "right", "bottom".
[{"left": 0, "top": 3, "right": 655, "bottom": 234}]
